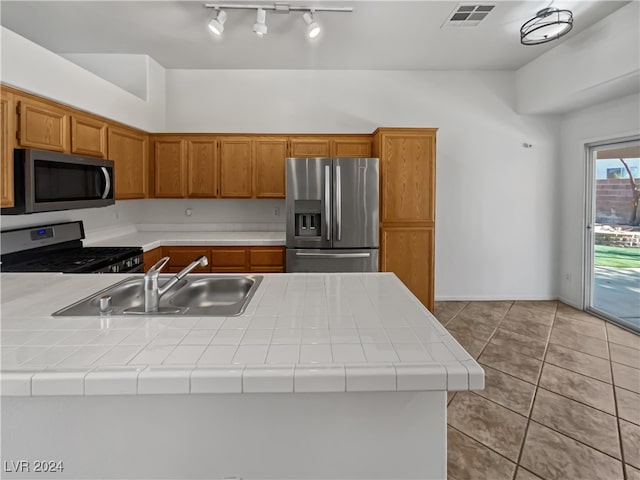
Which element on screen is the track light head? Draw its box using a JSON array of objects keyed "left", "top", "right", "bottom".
[
  {"left": 253, "top": 8, "right": 267, "bottom": 36},
  {"left": 303, "top": 12, "right": 321, "bottom": 39},
  {"left": 207, "top": 9, "right": 226, "bottom": 36}
]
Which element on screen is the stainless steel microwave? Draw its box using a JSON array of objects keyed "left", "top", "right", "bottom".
[{"left": 1, "top": 149, "right": 115, "bottom": 215}]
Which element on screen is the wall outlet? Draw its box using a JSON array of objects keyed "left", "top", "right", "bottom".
[
  {"left": 564, "top": 272, "right": 572, "bottom": 282},
  {"left": 274, "top": 207, "right": 280, "bottom": 217}
]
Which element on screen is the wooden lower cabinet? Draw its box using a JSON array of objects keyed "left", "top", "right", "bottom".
[
  {"left": 381, "top": 226, "right": 434, "bottom": 311},
  {"left": 143, "top": 245, "right": 285, "bottom": 273}
]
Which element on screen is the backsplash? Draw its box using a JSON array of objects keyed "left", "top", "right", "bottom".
[{"left": 0, "top": 198, "right": 286, "bottom": 235}]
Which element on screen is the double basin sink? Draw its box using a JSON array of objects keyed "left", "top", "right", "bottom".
[{"left": 53, "top": 274, "right": 263, "bottom": 316}]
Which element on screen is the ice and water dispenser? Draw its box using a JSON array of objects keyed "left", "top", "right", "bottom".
[{"left": 293, "top": 200, "right": 322, "bottom": 238}]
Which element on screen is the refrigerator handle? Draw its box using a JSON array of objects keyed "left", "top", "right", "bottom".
[
  {"left": 336, "top": 165, "right": 342, "bottom": 241},
  {"left": 324, "top": 164, "right": 331, "bottom": 241}
]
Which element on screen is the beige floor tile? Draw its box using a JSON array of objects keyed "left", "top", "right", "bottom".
[
  {"left": 616, "top": 387, "right": 640, "bottom": 425},
  {"left": 500, "top": 314, "right": 553, "bottom": 341},
  {"left": 491, "top": 328, "right": 547, "bottom": 360},
  {"left": 434, "top": 301, "right": 467, "bottom": 325},
  {"left": 459, "top": 301, "right": 513, "bottom": 325},
  {"left": 607, "top": 323, "right": 640, "bottom": 350},
  {"left": 479, "top": 342, "right": 542, "bottom": 384},
  {"left": 447, "top": 426, "right": 516, "bottom": 480},
  {"left": 550, "top": 327, "right": 610, "bottom": 359},
  {"left": 448, "top": 392, "right": 528, "bottom": 461},
  {"left": 556, "top": 303, "right": 606, "bottom": 326},
  {"left": 610, "top": 342, "right": 640, "bottom": 369},
  {"left": 476, "top": 363, "right": 536, "bottom": 416},
  {"left": 545, "top": 343, "right": 612, "bottom": 383},
  {"left": 531, "top": 388, "right": 621, "bottom": 459},
  {"left": 538, "top": 363, "right": 616, "bottom": 415},
  {"left": 612, "top": 362, "right": 640, "bottom": 394},
  {"left": 448, "top": 391, "right": 456, "bottom": 405},
  {"left": 448, "top": 329, "right": 486, "bottom": 359},
  {"left": 520, "top": 422, "right": 624, "bottom": 480},
  {"left": 554, "top": 314, "right": 607, "bottom": 340},
  {"left": 627, "top": 463, "right": 640, "bottom": 480},
  {"left": 515, "top": 467, "right": 544, "bottom": 480},
  {"left": 514, "top": 300, "right": 558, "bottom": 314},
  {"left": 446, "top": 315, "right": 497, "bottom": 343},
  {"left": 621, "top": 419, "right": 640, "bottom": 469},
  {"left": 506, "top": 304, "right": 555, "bottom": 325}
]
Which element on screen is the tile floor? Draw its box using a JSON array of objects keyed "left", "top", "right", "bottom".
[{"left": 435, "top": 300, "right": 640, "bottom": 480}]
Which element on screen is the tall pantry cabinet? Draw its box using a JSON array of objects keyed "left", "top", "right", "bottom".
[{"left": 373, "top": 128, "right": 437, "bottom": 311}]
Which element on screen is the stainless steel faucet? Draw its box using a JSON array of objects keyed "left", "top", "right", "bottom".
[{"left": 143, "top": 255, "right": 208, "bottom": 312}]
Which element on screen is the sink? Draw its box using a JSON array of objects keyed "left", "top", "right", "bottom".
[{"left": 52, "top": 275, "right": 262, "bottom": 316}]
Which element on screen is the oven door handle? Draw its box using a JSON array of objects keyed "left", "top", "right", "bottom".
[{"left": 101, "top": 167, "right": 111, "bottom": 199}]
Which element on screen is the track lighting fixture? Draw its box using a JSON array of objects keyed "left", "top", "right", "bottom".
[
  {"left": 303, "top": 11, "right": 321, "bottom": 39},
  {"left": 253, "top": 8, "right": 267, "bottom": 36},
  {"left": 520, "top": 7, "right": 573, "bottom": 45},
  {"left": 204, "top": 3, "right": 352, "bottom": 39},
  {"left": 207, "top": 9, "right": 226, "bottom": 36}
]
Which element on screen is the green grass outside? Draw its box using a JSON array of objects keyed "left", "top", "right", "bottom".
[{"left": 595, "top": 245, "right": 640, "bottom": 268}]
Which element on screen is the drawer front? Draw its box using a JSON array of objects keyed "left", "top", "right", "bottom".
[
  {"left": 164, "top": 247, "right": 210, "bottom": 269},
  {"left": 210, "top": 248, "right": 248, "bottom": 267},
  {"left": 249, "top": 247, "right": 284, "bottom": 266}
]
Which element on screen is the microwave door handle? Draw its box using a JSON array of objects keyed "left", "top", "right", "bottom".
[{"left": 101, "top": 167, "right": 111, "bottom": 199}]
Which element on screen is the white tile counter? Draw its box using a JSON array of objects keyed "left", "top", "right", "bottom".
[
  {"left": 86, "top": 230, "right": 285, "bottom": 251},
  {"left": 0, "top": 272, "right": 483, "bottom": 397}
]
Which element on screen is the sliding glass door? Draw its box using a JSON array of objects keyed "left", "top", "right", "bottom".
[{"left": 586, "top": 139, "right": 640, "bottom": 333}]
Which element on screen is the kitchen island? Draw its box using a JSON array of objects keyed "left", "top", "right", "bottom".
[{"left": 1, "top": 272, "right": 483, "bottom": 479}]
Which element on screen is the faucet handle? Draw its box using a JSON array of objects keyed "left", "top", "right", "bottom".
[{"left": 147, "top": 256, "right": 170, "bottom": 276}]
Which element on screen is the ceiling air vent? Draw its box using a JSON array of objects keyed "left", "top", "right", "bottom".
[{"left": 443, "top": 4, "right": 495, "bottom": 27}]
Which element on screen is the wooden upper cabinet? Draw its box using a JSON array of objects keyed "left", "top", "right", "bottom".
[
  {"left": 255, "top": 137, "right": 287, "bottom": 198},
  {"left": 381, "top": 226, "right": 434, "bottom": 311},
  {"left": 1, "top": 90, "right": 15, "bottom": 208},
  {"left": 376, "top": 129, "right": 436, "bottom": 224},
  {"left": 108, "top": 126, "right": 148, "bottom": 199},
  {"left": 153, "top": 137, "right": 187, "bottom": 198},
  {"left": 187, "top": 137, "right": 218, "bottom": 198},
  {"left": 219, "top": 137, "right": 253, "bottom": 198},
  {"left": 288, "top": 136, "right": 331, "bottom": 157},
  {"left": 70, "top": 113, "right": 108, "bottom": 158},
  {"left": 16, "top": 96, "right": 69, "bottom": 152},
  {"left": 332, "top": 136, "right": 372, "bottom": 157}
]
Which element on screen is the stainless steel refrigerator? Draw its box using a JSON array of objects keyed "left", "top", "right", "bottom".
[{"left": 286, "top": 157, "right": 379, "bottom": 272}]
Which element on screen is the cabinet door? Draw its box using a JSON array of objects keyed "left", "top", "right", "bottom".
[
  {"left": 210, "top": 247, "right": 248, "bottom": 271},
  {"left": 187, "top": 138, "right": 218, "bottom": 198},
  {"left": 154, "top": 138, "right": 187, "bottom": 198},
  {"left": 381, "top": 227, "right": 434, "bottom": 311},
  {"left": 379, "top": 132, "right": 435, "bottom": 223},
  {"left": 108, "top": 126, "right": 148, "bottom": 199},
  {"left": 332, "top": 136, "right": 372, "bottom": 157},
  {"left": 163, "top": 247, "right": 211, "bottom": 273},
  {"left": 17, "top": 96, "right": 69, "bottom": 152},
  {"left": 249, "top": 247, "right": 285, "bottom": 268},
  {"left": 255, "top": 137, "right": 287, "bottom": 198},
  {"left": 71, "top": 113, "right": 107, "bottom": 158},
  {"left": 219, "top": 137, "right": 253, "bottom": 198},
  {"left": 289, "top": 136, "right": 331, "bottom": 157},
  {"left": 1, "top": 90, "right": 15, "bottom": 208}
]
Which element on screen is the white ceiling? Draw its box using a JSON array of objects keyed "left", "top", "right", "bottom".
[{"left": 0, "top": 0, "right": 630, "bottom": 70}]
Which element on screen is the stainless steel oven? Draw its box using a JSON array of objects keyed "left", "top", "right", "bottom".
[{"left": 1, "top": 148, "right": 115, "bottom": 215}]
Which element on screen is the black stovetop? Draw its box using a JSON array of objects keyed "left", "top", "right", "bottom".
[{"left": 1, "top": 245, "right": 143, "bottom": 273}]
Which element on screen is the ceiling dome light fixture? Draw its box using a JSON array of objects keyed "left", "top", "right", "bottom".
[
  {"left": 520, "top": 7, "right": 573, "bottom": 45},
  {"left": 303, "top": 11, "right": 321, "bottom": 39},
  {"left": 207, "top": 9, "right": 227, "bottom": 36},
  {"left": 253, "top": 8, "right": 268, "bottom": 36}
]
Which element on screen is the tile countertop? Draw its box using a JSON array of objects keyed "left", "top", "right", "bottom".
[
  {"left": 0, "top": 272, "right": 484, "bottom": 397},
  {"left": 86, "top": 231, "right": 286, "bottom": 251}
]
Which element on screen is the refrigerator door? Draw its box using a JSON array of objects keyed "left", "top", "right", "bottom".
[
  {"left": 286, "top": 158, "right": 333, "bottom": 249},
  {"left": 332, "top": 158, "right": 379, "bottom": 248},
  {"left": 286, "top": 248, "right": 379, "bottom": 272}
]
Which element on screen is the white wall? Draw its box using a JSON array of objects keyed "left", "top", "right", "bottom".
[
  {"left": 558, "top": 92, "right": 640, "bottom": 308},
  {"left": 516, "top": 2, "right": 640, "bottom": 115},
  {"left": 168, "top": 70, "right": 562, "bottom": 300},
  {"left": 0, "top": 27, "right": 166, "bottom": 132}
]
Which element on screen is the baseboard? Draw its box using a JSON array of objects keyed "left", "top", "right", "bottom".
[{"left": 435, "top": 294, "right": 560, "bottom": 302}]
